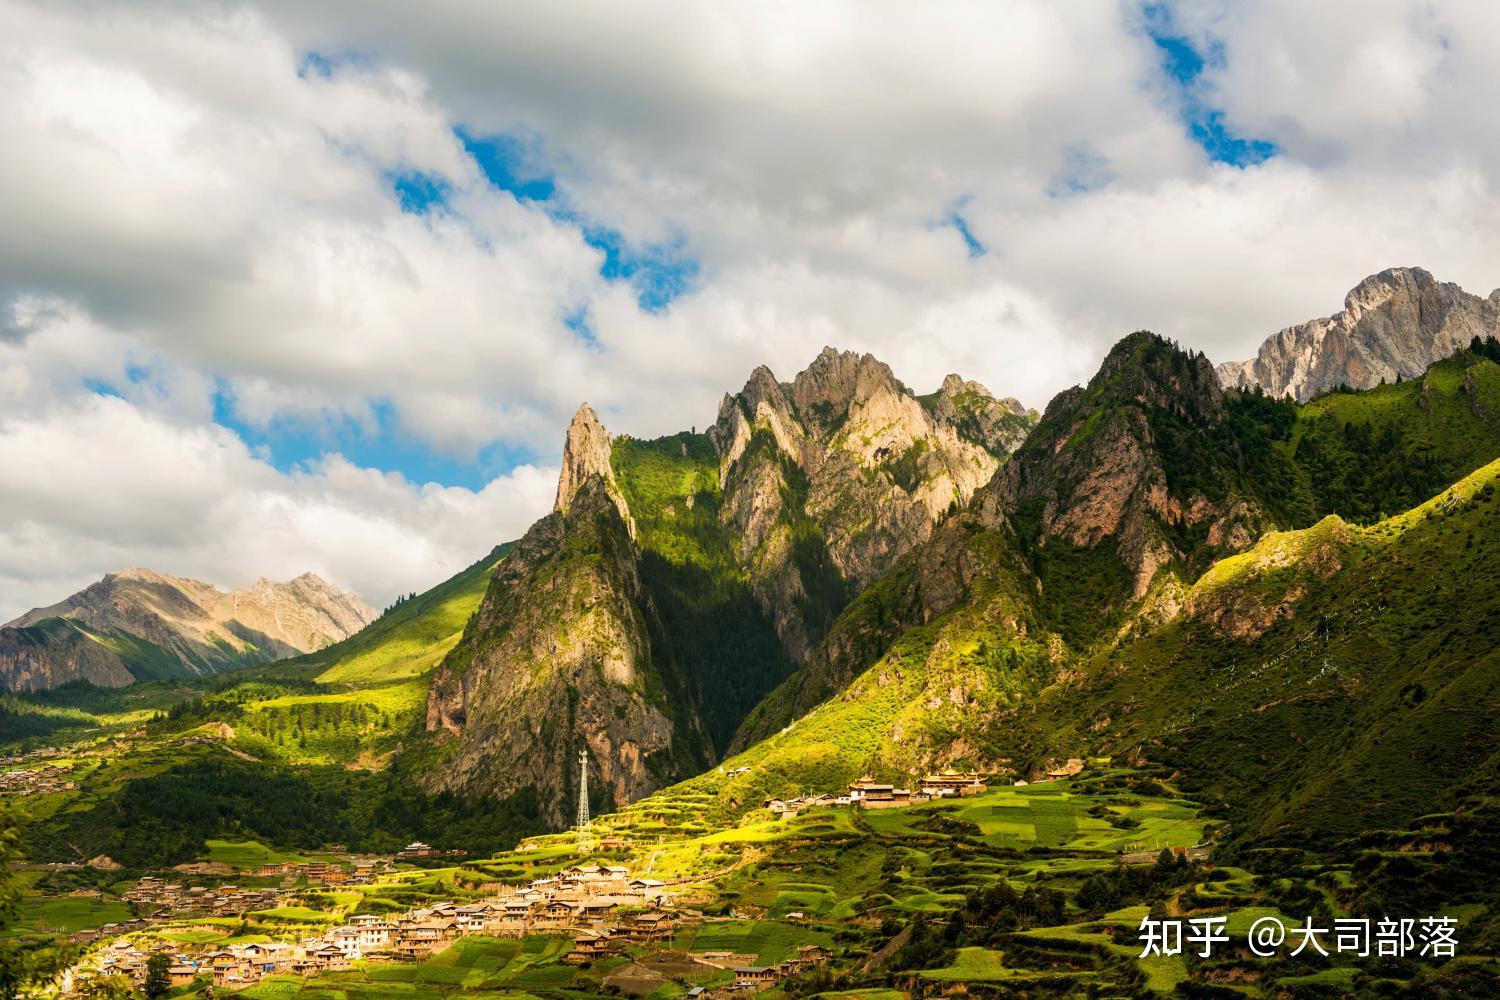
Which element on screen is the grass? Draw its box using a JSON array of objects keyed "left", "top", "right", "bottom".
[
  {"left": 203, "top": 839, "right": 312, "bottom": 867},
  {"left": 920, "top": 947, "right": 1015, "bottom": 982},
  {"left": 293, "top": 545, "right": 510, "bottom": 685},
  {"left": 672, "top": 920, "right": 835, "bottom": 965},
  {"left": 13, "top": 895, "right": 133, "bottom": 934}
]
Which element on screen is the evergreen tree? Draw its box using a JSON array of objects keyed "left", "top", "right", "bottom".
[{"left": 143, "top": 953, "right": 171, "bottom": 997}]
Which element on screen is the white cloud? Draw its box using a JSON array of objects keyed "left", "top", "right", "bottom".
[
  {"left": 0, "top": 386, "right": 556, "bottom": 621},
  {"left": 4, "top": 0, "right": 1500, "bottom": 611}
]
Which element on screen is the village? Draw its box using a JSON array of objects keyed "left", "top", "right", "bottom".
[
  {"left": 760, "top": 762, "right": 1083, "bottom": 817},
  {"left": 0, "top": 761, "right": 78, "bottom": 796},
  {"left": 50, "top": 762, "right": 1091, "bottom": 996},
  {"left": 59, "top": 855, "right": 832, "bottom": 996}
]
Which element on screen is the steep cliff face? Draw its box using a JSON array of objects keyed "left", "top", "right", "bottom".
[
  {"left": 990, "top": 331, "right": 1267, "bottom": 598},
  {"left": 554, "top": 404, "right": 635, "bottom": 535},
  {"left": 424, "top": 469, "right": 705, "bottom": 826},
  {"left": 419, "top": 356, "right": 1036, "bottom": 821},
  {"left": 710, "top": 347, "right": 1036, "bottom": 659},
  {"left": 0, "top": 569, "right": 374, "bottom": 692},
  {"left": 1219, "top": 267, "right": 1500, "bottom": 401}
]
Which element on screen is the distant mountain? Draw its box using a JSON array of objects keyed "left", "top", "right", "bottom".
[
  {"left": 421, "top": 351, "right": 1036, "bottom": 825},
  {"left": 0, "top": 569, "right": 375, "bottom": 692},
  {"left": 1219, "top": 266, "right": 1500, "bottom": 401}
]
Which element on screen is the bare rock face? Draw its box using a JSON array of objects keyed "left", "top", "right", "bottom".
[
  {"left": 554, "top": 403, "right": 634, "bottom": 535},
  {"left": 424, "top": 476, "right": 705, "bottom": 826},
  {"left": 709, "top": 347, "right": 1037, "bottom": 659},
  {"left": 927, "top": 374, "right": 1037, "bottom": 459},
  {"left": 1219, "top": 267, "right": 1500, "bottom": 401},
  {"left": 0, "top": 569, "right": 374, "bottom": 692},
  {"left": 985, "top": 332, "right": 1264, "bottom": 598}
]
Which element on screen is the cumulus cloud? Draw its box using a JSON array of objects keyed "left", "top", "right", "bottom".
[
  {"left": 3, "top": 0, "right": 1500, "bottom": 613},
  {"left": 0, "top": 389, "right": 557, "bottom": 621}
]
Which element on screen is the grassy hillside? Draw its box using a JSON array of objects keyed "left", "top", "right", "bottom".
[
  {"left": 661, "top": 452, "right": 1500, "bottom": 857},
  {"left": 271, "top": 543, "right": 511, "bottom": 685},
  {"left": 1046, "top": 457, "right": 1500, "bottom": 848},
  {"left": 1277, "top": 352, "right": 1500, "bottom": 523}
]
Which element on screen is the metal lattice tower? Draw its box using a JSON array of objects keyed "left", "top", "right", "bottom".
[{"left": 576, "top": 748, "right": 593, "bottom": 853}]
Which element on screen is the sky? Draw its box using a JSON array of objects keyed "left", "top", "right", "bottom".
[{"left": 4, "top": 0, "right": 1500, "bottom": 619}]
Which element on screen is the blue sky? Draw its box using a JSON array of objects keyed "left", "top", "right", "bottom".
[
  {"left": 7, "top": 0, "right": 1496, "bottom": 613},
  {"left": 1142, "top": 4, "right": 1278, "bottom": 168},
  {"left": 222, "top": 16, "right": 1274, "bottom": 491}
]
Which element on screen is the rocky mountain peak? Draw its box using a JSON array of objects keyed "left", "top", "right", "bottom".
[
  {"left": 1097, "top": 330, "right": 1224, "bottom": 416},
  {"left": 930, "top": 372, "right": 1037, "bottom": 459},
  {"left": 553, "top": 403, "right": 634, "bottom": 535},
  {"left": 989, "top": 332, "right": 1259, "bottom": 597},
  {"left": 1, "top": 569, "right": 374, "bottom": 692},
  {"left": 1219, "top": 266, "right": 1500, "bottom": 401},
  {"left": 788, "top": 347, "right": 907, "bottom": 441}
]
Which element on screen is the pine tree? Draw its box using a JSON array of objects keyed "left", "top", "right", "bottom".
[{"left": 143, "top": 953, "right": 171, "bottom": 997}]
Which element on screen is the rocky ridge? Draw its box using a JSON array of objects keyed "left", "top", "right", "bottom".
[
  {"left": 1219, "top": 267, "right": 1500, "bottom": 401},
  {"left": 424, "top": 469, "right": 701, "bottom": 826},
  {"left": 710, "top": 347, "right": 1035, "bottom": 658},
  {"left": 0, "top": 569, "right": 374, "bottom": 692}
]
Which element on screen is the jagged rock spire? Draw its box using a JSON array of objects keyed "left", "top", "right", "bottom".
[{"left": 553, "top": 403, "right": 635, "bottom": 536}]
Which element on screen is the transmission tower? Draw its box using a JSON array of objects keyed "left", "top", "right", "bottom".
[{"left": 576, "top": 748, "right": 593, "bottom": 853}]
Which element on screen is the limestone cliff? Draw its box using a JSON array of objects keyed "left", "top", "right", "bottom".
[
  {"left": 424, "top": 472, "right": 707, "bottom": 826},
  {"left": 0, "top": 569, "right": 374, "bottom": 692},
  {"left": 710, "top": 347, "right": 1036, "bottom": 659},
  {"left": 1219, "top": 267, "right": 1500, "bottom": 401},
  {"left": 989, "top": 331, "right": 1266, "bottom": 598},
  {"left": 555, "top": 403, "right": 635, "bottom": 536}
]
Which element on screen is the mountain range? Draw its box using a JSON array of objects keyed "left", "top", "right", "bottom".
[
  {"left": 9, "top": 266, "right": 1500, "bottom": 997},
  {"left": 0, "top": 569, "right": 374, "bottom": 692},
  {"left": 422, "top": 349, "right": 1038, "bottom": 825},
  {"left": 9, "top": 264, "right": 1500, "bottom": 863}
]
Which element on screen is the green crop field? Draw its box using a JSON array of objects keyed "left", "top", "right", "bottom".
[{"left": 14, "top": 895, "right": 133, "bottom": 934}]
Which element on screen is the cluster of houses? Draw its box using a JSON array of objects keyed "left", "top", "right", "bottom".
[
  {"left": 66, "top": 909, "right": 827, "bottom": 996},
  {"left": 0, "top": 745, "right": 68, "bottom": 767},
  {"left": 64, "top": 862, "right": 684, "bottom": 994},
  {"left": 722, "top": 945, "right": 833, "bottom": 991},
  {"left": 67, "top": 918, "right": 150, "bottom": 945},
  {"left": 0, "top": 762, "right": 77, "bottom": 796},
  {"left": 122, "top": 877, "right": 282, "bottom": 916},
  {"left": 247, "top": 858, "right": 391, "bottom": 885},
  {"left": 395, "top": 840, "right": 466, "bottom": 860},
  {"left": 764, "top": 771, "right": 990, "bottom": 817},
  {"left": 68, "top": 941, "right": 206, "bottom": 993}
]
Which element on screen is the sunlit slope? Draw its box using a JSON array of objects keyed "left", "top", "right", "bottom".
[
  {"left": 1047, "top": 457, "right": 1500, "bottom": 845},
  {"left": 630, "top": 458, "right": 1500, "bottom": 847},
  {"left": 274, "top": 543, "right": 512, "bottom": 684}
]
